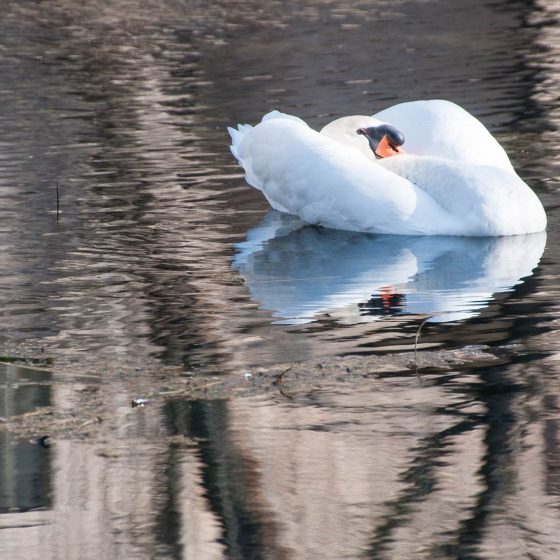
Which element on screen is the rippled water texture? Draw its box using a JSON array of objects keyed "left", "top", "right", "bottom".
[{"left": 1, "top": 0, "right": 560, "bottom": 558}]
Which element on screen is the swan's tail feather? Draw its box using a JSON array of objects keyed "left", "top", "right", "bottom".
[
  {"left": 262, "top": 110, "right": 286, "bottom": 122},
  {"left": 228, "top": 124, "right": 253, "bottom": 163},
  {"left": 228, "top": 122, "right": 264, "bottom": 194},
  {"left": 229, "top": 111, "right": 306, "bottom": 161},
  {"left": 228, "top": 111, "right": 306, "bottom": 214},
  {"left": 262, "top": 110, "right": 307, "bottom": 125}
]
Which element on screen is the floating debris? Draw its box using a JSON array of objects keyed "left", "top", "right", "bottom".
[
  {"left": 131, "top": 398, "right": 151, "bottom": 408},
  {"left": 0, "top": 354, "right": 54, "bottom": 366},
  {"left": 36, "top": 435, "right": 51, "bottom": 448},
  {"left": 97, "top": 450, "right": 120, "bottom": 459}
]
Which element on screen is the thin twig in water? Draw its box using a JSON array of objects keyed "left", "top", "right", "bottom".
[
  {"left": 17, "top": 407, "right": 55, "bottom": 420},
  {"left": 76, "top": 416, "right": 102, "bottom": 432},
  {"left": 273, "top": 367, "right": 294, "bottom": 399},
  {"left": 56, "top": 181, "right": 60, "bottom": 224},
  {"left": 414, "top": 318, "right": 430, "bottom": 379}
]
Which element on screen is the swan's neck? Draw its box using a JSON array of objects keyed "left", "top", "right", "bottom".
[{"left": 320, "top": 116, "right": 384, "bottom": 161}]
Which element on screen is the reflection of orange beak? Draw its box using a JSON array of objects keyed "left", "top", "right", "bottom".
[
  {"left": 376, "top": 135, "right": 406, "bottom": 158},
  {"left": 380, "top": 286, "right": 395, "bottom": 309}
]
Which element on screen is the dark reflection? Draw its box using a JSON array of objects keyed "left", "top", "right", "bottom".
[
  {"left": 154, "top": 354, "right": 560, "bottom": 560},
  {"left": 363, "top": 360, "right": 533, "bottom": 559},
  {"left": 544, "top": 394, "right": 560, "bottom": 497},
  {"left": 453, "top": 373, "right": 520, "bottom": 557},
  {"left": 0, "top": 364, "right": 51, "bottom": 513},
  {"left": 234, "top": 211, "right": 546, "bottom": 325},
  {"left": 164, "top": 399, "right": 287, "bottom": 559}
]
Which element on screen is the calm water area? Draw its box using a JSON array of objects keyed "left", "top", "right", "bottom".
[{"left": 1, "top": 0, "right": 560, "bottom": 558}]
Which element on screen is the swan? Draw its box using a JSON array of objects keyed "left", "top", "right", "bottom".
[{"left": 228, "top": 100, "right": 546, "bottom": 236}]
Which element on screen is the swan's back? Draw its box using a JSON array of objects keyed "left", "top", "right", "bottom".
[{"left": 374, "top": 100, "right": 514, "bottom": 172}]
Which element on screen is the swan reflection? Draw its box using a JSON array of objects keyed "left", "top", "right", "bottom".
[{"left": 233, "top": 211, "right": 546, "bottom": 324}]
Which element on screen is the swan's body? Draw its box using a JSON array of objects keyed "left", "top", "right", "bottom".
[{"left": 228, "top": 100, "right": 546, "bottom": 236}]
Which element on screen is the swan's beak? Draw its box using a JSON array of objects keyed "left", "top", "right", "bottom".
[
  {"left": 377, "top": 135, "right": 405, "bottom": 158},
  {"left": 357, "top": 124, "right": 405, "bottom": 159}
]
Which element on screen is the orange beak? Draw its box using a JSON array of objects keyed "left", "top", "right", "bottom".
[{"left": 376, "top": 135, "right": 405, "bottom": 159}]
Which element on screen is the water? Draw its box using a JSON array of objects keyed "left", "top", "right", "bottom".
[{"left": 1, "top": 0, "right": 560, "bottom": 558}]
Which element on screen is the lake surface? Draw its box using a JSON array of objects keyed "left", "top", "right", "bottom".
[{"left": 1, "top": 0, "right": 560, "bottom": 558}]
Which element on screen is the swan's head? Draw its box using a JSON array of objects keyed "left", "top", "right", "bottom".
[
  {"left": 357, "top": 124, "right": 405, "bottom": 159},
  {"left": 320, "top": 115, "right": 406, "bottom": 161}
]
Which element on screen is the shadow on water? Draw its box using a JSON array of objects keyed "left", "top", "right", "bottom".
[
  {"left": 164, "top": 399, "right": 287, "bottom": 559},
  {"left": 0, "top": 364, "right": 52, "bottom": 514},
  {"left": 150, "top": 348, "right": 560, "bottom": 560},
  {"left": 363, "top": 362, "right": 533, "bottom": 559}
]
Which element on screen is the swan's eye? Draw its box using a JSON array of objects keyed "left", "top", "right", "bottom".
[{"left": 385, "top": 129, "right": 405, "bottom": 148}]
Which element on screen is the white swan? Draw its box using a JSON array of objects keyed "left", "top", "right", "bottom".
[{"left": 228, "top": 100, "right": 546, "bottom": 236}]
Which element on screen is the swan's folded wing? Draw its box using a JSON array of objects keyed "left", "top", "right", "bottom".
[
  {"left": 381, "top": 155, "right": 547, "bottom": 235},
  {"left": 232, "top": 117, "right": 459, "bottom": 235}
]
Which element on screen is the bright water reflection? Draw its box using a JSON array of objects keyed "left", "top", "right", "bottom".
[{"left": 234, "top": 211, "right": 547, "bottom": 324}]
